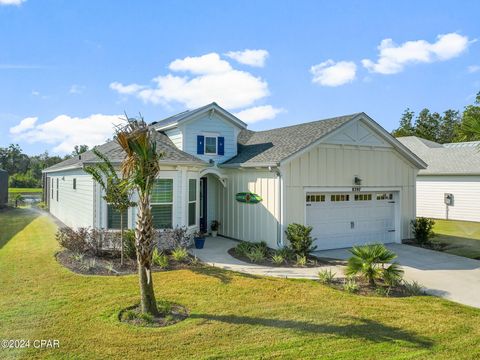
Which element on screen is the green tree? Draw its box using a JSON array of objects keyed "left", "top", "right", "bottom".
[
  {"left": 414, "top": 109, "right": 441, "bottom": 141},
  {"left": 71, "top": 145, "right": 90, "bottom": 157},
  {"left": 438, "top": 109, "right": 461, "bottom": 143},
  {"left": 115, "top": 115, "right": 163, "bottom": 316},
  {"left": 458, "top": 92, "right": 480, "bottom": 141},
  {"left": 391, "top": 108, "right": 415, "bottom": 137},
  {"left": 84, "top": 148, "right": 135, "bottom": 266}
]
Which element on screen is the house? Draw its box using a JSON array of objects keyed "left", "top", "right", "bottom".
[
  {"left": 398, "top": 136, "right": 480, "bottom": 222},
  {"left": 0, "top": 169, "right": 8, "bottom": 207},
  {"left": 43, "top": 103, "right": 426, "bottom": 250}
]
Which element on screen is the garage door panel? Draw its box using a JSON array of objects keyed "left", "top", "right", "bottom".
[{"left": 306, "top": 191, "right": 397, "bottom": 250}]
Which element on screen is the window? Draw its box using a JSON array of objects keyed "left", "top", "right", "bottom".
[
  {"left": 51, "top": 178, "right": 54, "bottom": 199},
  {"left": 376, "top": 193, "right": 393, "bottom": 200},
  {"left": 188, "top": 179, "right": 197, "bottom": 226},
  {"left": 151, "top": 179, "right": 173, "bottom": 229},
  {"left": 205, "top": 136, "right": 217, "bottom": 154},
  {"left": 107, "top": 204, "right": 128, "bottom": 229},
  {"left": 354, "top": 194, "right": 372, "bottom": 201},
  {"left": 330, "top": 194, "right": 350, "bottom": 202},
  {"left": 306, "top": 194, "right": 325, "bottom": 202},
  {"left": 73, "top": 178, "right": 77, "bottom": 190},
  {"left": 56, "top": 178, "right": 59, "bottom": 202}
]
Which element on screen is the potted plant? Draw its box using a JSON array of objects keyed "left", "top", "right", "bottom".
[
  {"left": 193, "top": 230, "right": 206, "bottom": 249},
  {"left": 210, "top": 220, "right": 220, "bottom": 237}
]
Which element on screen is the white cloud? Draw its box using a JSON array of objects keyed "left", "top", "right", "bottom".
[
  {"left": 111, "top": 52, "right": 270, "bottom": 110},
  {"left": 109, "top": 81, "right": 145, "bottom": 95},
  {"left": 10, "top": 117, "right": 37, "bottom": 134},
  {"left": 225, "top": 49, "right": 269, "bottom": 67},
  {"left": 362, "top": 33, "right": 472, "bottom": 74},
  {"left": 310, "top": 60, "right": 357, "bottom": 87},
  {"left": 234, "top": 105, "right": 284, "bottom": 124},
  {"left": 69, "top": 84, "right": 85, "bottom": 94},
  {"left": 9, "top": 114, "right": 121, "bottom": 154},
  {"left": 468, "top": 65, "right": 480, "bottom": 73},
  {"left": 0, "top": 0, "right": 25, "bottom": 6}
]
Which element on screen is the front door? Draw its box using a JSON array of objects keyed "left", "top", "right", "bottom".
[{"left": 200, "top": 177, "right": 208, "bottom": 232}]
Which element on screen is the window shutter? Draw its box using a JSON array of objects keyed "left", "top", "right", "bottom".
[
  {"left": 218, "top": 136, "right": 225, "bottom": 156},
  {"left": 197, "top": 135, "right": 204, "bottom": 154}
]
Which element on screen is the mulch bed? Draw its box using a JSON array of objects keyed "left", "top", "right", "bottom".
[
  {"left": 119, "top": 302, "right": 189, "bottom": 327},
  {"left": 228, "top": 248, "right": 345, "bottom": 268},
  {"left": 56, "top": 249, "right": 198, "bottom": 276},
  {"left": 324, "top": 278, "right": 422, "bottom": 298}
]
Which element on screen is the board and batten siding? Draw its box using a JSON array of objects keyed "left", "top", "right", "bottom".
[
  {"left": 47, "top": 169, "right": 95, "bottom": 229},
  {"left": 164, "top": 128, "right": 183, "bottom": 150},
  {"left": 216, "top": 170, "right": 280, "bottom": 248},
  {"left": 182, "top": 113, "right": 238, "bottom": 163},
  {"left": 282, "top": 143, "right": 418, "bottom": 240},
  {"left": 416, "top": 175, "right": 480, "bottom": 222}
]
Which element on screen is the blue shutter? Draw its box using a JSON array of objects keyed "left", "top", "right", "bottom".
[
  {"left": 197, "top": 135, "right": 204, "bottom": 154},
  {"left": 218, "top": 136, "right": 225, "bottom": 156}
]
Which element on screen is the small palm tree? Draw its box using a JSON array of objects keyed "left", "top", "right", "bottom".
[
  {"left": 346, "top": 244, "right": 403, "bottom": 287},
  {"left": 115, "top": 115, "right": 163, "bottom": 316},
  {"left": 13, "top": 193, "right": 23, "bottom": 208},
  {"left": 84, "top": 148, "right": 136, "bottom": 266}
]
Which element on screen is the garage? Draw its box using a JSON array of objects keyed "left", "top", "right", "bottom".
[{"left": 306, "top": 191, "right": 398, "bottom": 250}]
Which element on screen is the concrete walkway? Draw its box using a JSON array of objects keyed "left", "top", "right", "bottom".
[
  {"left": 190, "top": 236, "right": 344, "bottom": 279},
  {"left": 316, "top": 244, "right": 480, "bottom": 308}
]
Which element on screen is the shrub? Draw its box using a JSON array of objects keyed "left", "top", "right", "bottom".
[
  {"left": 403, "top": 280, "right": 424, "bottom": 296},
  {"left": 246, "top": 247, "right": 266, "bottom": 263},
  {"left": 171, "top": 247, "right": 189, "bottom": 262},
  {"left": 285, "top": 223, "right": 317, "bottom": 257},
  {"left": 346, "top": 243, "right": 403, "bottom": 287},
  {"left": 157, "top": 300, "right": 173, "bottom": 316},
  {"left": 159, "top": 226, "right": 192, "bottom": 250},
  {"left": 56, "top": 227, "right": 89, "bottom": 253},
  {"left": 271, "top": 254, "right": 285, "bottom": 265},
  {"left": 210, "top": 220, "right": 220, "bottom": 232},
  {"left": 318, "top": 269, "right": 336, "bottom": 284},
  {"left": 343, "top": 277, "right": 359, "bottom": 293},
  {"left": 71, "top": 252, "right": 84, "bottom": 262},
  {"left": 411, "top": 217, "right": 435, "bottom": 246},
  {"left": 152, "top": 248, "right": 169, "bottom": 268},
  {"left": 275, "top": 246, "right": 295, "bottom": 261},
  {"left": 295, "top": 255, "right": 307, "bottom": 267},
  {"left": 235, "top": 242, "right": 252, "bottom": 257},
  {"left": 123, "top": 229, "right": 137, "bottom": 260}
]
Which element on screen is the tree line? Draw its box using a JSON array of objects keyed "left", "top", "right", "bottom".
[
  {"left": 392, "top": 91, "right": 480, "bottom": 143},
  {"left": 0, "top": 144, "right": 90, "bottom": 188}
]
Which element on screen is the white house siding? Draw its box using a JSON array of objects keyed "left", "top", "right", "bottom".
[
  {"left": 282, "top": 144, "right": 418, "bottom": 241},
  {"left": 182, "top": 113, "right": 238, "bottom": 163},
  {"left": 164, "top": 128, "right": 183, "bottom": 150},
  {"left": 47, "top": 169, "right": 95, "bottom": 229},
  {"left": 217, "top": 169, "right": 280, "bottom": 248},
  {"left": 416, "top": 176, "right": 480, "bottom": 222},
  {"left": 206, "top": 173, "right": 218, "bottom": 226}
]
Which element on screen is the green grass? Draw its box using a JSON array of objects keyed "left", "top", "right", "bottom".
[
  {"left": 0, "top": 209, "right": 479, "bottom": 359},
  {"left": 8, "top": 188, "right": 42, "bottom": 194},
  {"left": 433, "top": 219, "right": 480, "bottom": 259}
]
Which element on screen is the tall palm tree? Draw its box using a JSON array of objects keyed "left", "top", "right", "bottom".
[
  {"left": 115, "top": 115, "right": 162, "bottom": 316},
  {"left": 84, "top": 148, "right": 135, "bottom": 266}
]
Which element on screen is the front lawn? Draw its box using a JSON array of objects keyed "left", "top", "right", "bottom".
[
  {"left": 0, "top": 209, "right": 479, "bottom": 359},
  {"left": 8, "top": 187, "right": 42, "bottom": 194},
  {"left": 433, "top": 219, "right": 480, "bottom": 259}
]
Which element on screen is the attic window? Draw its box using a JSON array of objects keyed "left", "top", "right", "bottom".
[{"left": 205, "top": 136, "right": 217, "bottom": 154}]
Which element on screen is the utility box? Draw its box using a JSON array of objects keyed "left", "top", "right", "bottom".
[
  {"left": 0, "top": 169, "right": 8, "bottom": 207},
  {"left": 444, "top": 193, "right": 454, "bottom": 206}
]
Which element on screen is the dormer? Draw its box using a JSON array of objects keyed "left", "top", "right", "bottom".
[{"left": 153, "top": 103, "right": 247, "bottom": 164}]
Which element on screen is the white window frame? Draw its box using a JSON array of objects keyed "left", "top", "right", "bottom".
[
  {"left": 204, "top": 136, "right": 218, "bottom": 155},
  {"left": 188, "top": 178, "right": 197, "bottom": 227},
  {"left": 151, "top": 178, "right": 174, "bottom": 229}
]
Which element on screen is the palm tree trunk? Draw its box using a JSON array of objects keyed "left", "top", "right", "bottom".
[
  {"left": 120, "top": 212, "right": 124, "bottom": 266},
  {"left": 136, "top": 196, "right": 158, "bottom": 315}
]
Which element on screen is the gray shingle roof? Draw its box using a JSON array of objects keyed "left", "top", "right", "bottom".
[
  {"left": 44, "top": 131, "right": 205, "bottom": 173},
  {"left": 222, "top": 114, "right": 359, "bottom": 166},
  {"left": 397, "top": 136, "right": 480, "bottom": 175}
]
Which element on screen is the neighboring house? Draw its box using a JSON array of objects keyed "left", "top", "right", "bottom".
[
  {"left": 398, "top": 136, "right": 480, "bottom": 222},
  {"left": 0, "top": 169, "right": 8, "bottom": 207},
  {"left": 43, "top": 103, "right": 426, "bottom": 250}
]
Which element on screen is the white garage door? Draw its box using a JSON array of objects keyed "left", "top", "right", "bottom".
[{"left": 306, "top": 192, "right": 396, "bottom": 250}]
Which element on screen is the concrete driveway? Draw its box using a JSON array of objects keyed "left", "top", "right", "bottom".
[{"left": 315, "top": 244, "right": 480, "bottom": 308}]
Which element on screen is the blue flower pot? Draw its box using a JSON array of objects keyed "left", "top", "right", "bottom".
[{"left": 194, "top": 237, "right": 205, "bottom": 249}]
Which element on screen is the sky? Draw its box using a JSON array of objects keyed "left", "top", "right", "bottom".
[{"left": 1, "top": 0, "right": 479, "bottom": 155}]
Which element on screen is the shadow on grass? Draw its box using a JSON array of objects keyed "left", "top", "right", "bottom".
[
  {"left": 0, "top": 208, "right": 40, "bottom": 250},
  {"left": 191, "top": 313, "right": 434, "bottom": 348},
  {"left": 189, "top": 264, "right": 261, "bottom": 284}
]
